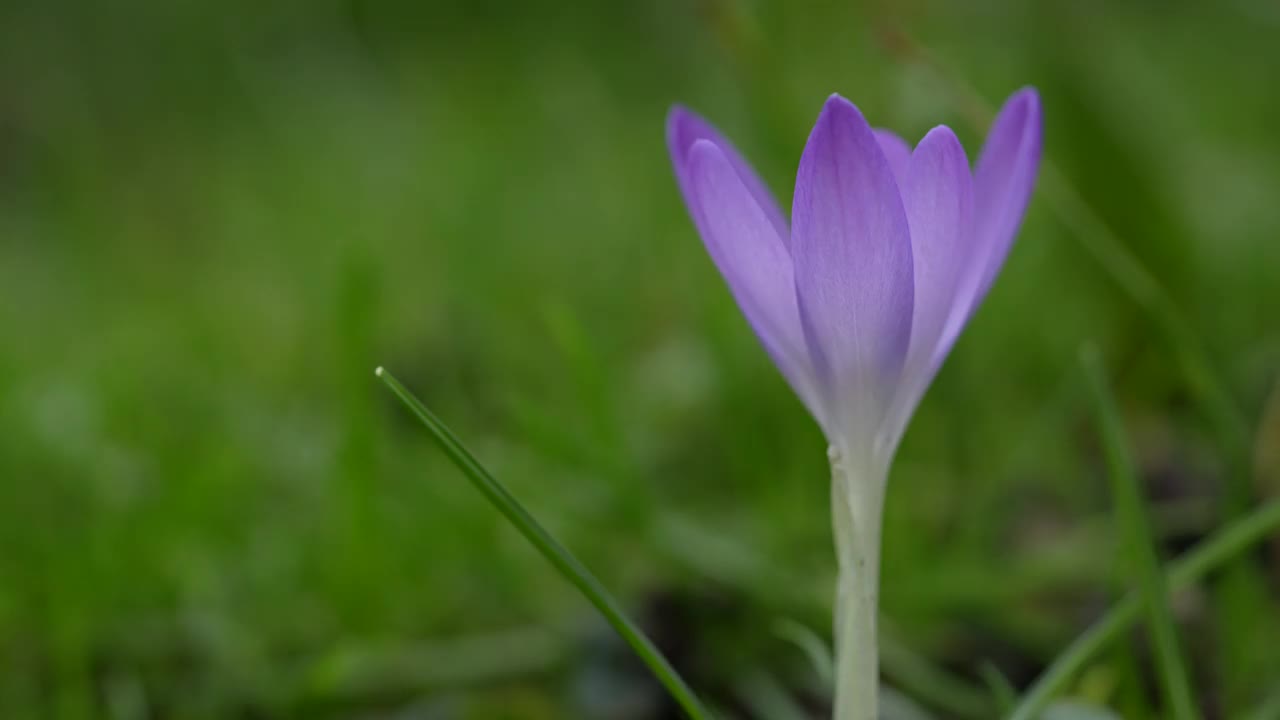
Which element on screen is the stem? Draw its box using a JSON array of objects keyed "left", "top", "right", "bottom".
[{"left": 829, "top": 444, "right": 885, "bottom": 720}]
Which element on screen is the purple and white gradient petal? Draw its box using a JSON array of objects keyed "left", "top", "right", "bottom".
[
  {"left": 791, "top": 96, "right": 914, "bottom": 450},
  {"left": 666, "top": 88, "right": 1042, "bottom": 456},
  {"left": 666, "top": 107, "right": 825, "bottom": 424}
]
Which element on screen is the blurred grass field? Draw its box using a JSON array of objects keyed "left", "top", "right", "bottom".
[{"left": 1, "top": 0, "right": 1279, "bottom": 718}]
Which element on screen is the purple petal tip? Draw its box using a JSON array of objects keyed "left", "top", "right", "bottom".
[
  {"left": 812, "top": 95, "right": 877, "bottom": 145},
  {"left": 665, "top": 106, "right": 691, "bottom": 152},
  {"left": 1013, "top": 86, "right": 1041, "bottom": 104},
  {"left": 821, "top": 93, "right": 861, "bottom": 118},
  {"left": 920, "top": 124, "right": 960, "bottom": 145},
  {"left": 1007, "top": 88, "right": 1043, "bottom": 126}
]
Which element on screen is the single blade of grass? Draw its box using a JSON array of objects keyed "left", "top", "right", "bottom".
[
  {"left": 979, "top": 661, "right": 1020, "bottom": 716},
  {"left": 880, "top": 631, "right": 996, "bottom": 720},
  {"left": 734, "top": 670, "right": 811, "bottom": 720},
  {"left": 771, "top": 618, "right": 834, "bottom": 686},
  {"left": 1081, "top": 348, "right": 1197, "bottom": 720},
  {"left": 375, "top": 366, "right": 714, "bottom": 720},
  {"left": 1008, "top": 497, "right": 1280, "bottom": 720}
]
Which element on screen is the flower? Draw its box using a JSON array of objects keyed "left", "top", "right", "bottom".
[
  {"left": 666, "top": 88, "right": 1041, "bottom": 720},
  {"left": 667, "top": 88, "right": 1041, "bottom": 466}
]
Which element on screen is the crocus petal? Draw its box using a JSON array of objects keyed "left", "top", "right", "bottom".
[
  {"left": 874, "top": 129, "right": 912, "bottom": 188},
  {"left": 885, "top": 126, "right": 973, "bottom": 442},
  {"left": 939, "top": 88, "right": 1043, "bottom": 354},
  {"left": 685, "top": 140, "right": 823, "bottom": 421},
  {"left": 667, "top": 106, "right": 790, "bottom": 245},
  {"left": 974, "top": 88, "right": 1042, "bottom": 296},
  {"left": 791, "top": 95, "right": 914, "bottom": 442}
]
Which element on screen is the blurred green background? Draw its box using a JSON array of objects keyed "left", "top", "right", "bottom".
[{"left": 1, "top": 0, "right": 1278, "bottom": 718}]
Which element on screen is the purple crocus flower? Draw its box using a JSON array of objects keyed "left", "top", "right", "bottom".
[{"left": 667, "top": 89, "right": 1041, "bottom": 720}]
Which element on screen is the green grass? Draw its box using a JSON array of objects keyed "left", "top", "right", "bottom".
[
  {"left": 376, "top": 366, "right": 713, "bottom": 720},
  {"left": 1, "top": 1, "right": 1278, "bottom": 718},
  {"left": 1082, "top": 349, "right": 1196, "bottom": 719},
  {"left": 1009, "top": 498, "right": 1280, "bottom": 720}
]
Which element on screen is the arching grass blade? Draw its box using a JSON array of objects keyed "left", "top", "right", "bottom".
[
  {"left": 1081, "top": 348, "right": 1197, "bottom": 720},
  {"left": 375, "top": 366, "right": 715, "bottom": 720}
]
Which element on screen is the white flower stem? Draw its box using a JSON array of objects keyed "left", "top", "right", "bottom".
[{"left": 829, "top": 444, "right": 885, "bottom": 720}]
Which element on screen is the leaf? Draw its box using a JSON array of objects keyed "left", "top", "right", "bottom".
[
  {"left": 376, "top": 366, "right": 714, "bottom": 720},
  {"left": 1082, "top": 348, "right": 1197, "bottom": 720}
]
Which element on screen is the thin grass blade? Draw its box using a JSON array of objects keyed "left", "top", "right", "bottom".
[
  {"left": 375, "top": 367, "right": 714, "bottom": 720},
  {"left": 772, "top": 618, "right": 834, "bottom": 686},
  {"left": 1081, "top": 348, "right": 1197, "bottom": 719},
  {"left": 979, "top": 662, "right": 1019, "bottom": 716}
]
